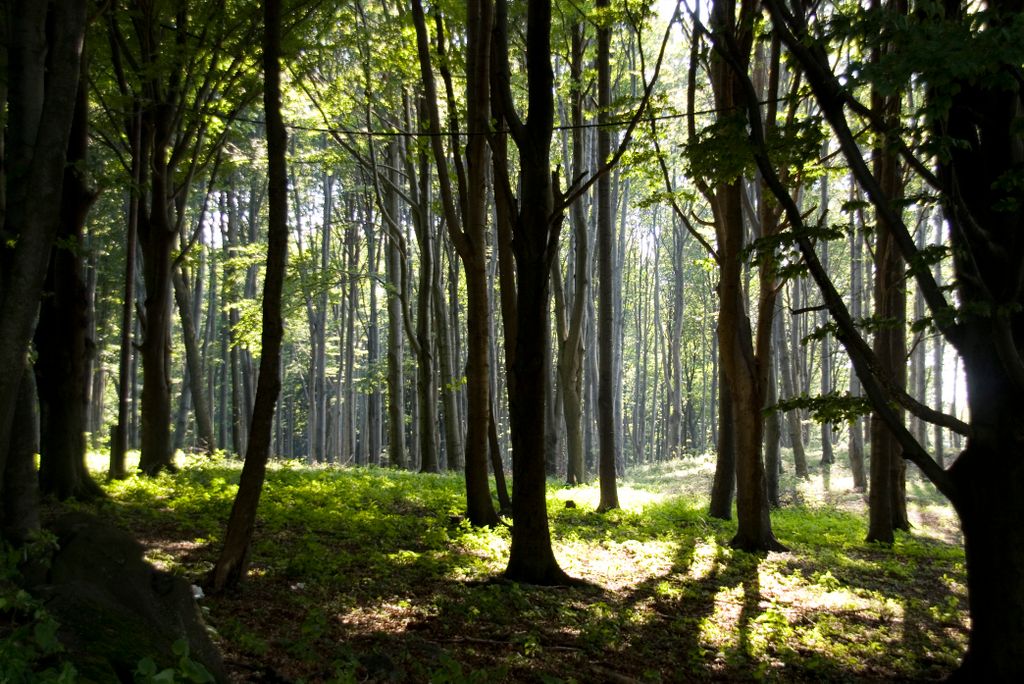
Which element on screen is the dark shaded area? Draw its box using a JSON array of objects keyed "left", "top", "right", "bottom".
[{"left": 25, "top": 513, "right": 225, "bottom": 681}]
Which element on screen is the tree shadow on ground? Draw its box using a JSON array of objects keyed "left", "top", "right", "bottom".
[{"left": 68, "top": 463, "right": 966, "bottom": 682}]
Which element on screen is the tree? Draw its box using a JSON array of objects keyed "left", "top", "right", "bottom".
[
  {"left": 492, "top": 0, "right": 573, "bottom": 584},
  {"left": 730, "top": 0, "right": 1024, "bottom": 674},
  {"left": 101, "top": 0, "right": 256, "bottom": 475},
  {"left": 0, "top": 0, "right": 87, "bottom": 536},
  {"left": 410, "top": 0, "right": 498, "bottom": 524},
  {"left": 209, "top": 0, "right": 289, "bottom": 592},
  {"left": 595, "top": 0, "right": 620, "bottom": 513},
  {"left": 866, "top": 0, "right": 909, "bottom": 543},
  {"left": 35, "top": 53, "right": 103, "bottom": 501},
  {"left": 700, "top": 0, "right": 784, "bottom": 551}
]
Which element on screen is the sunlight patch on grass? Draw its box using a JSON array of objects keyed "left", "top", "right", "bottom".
[
  {"left": 556, "top": 538, "right": 679, "bottom": 589},
  {"left": 688, "top": 537, "right": 723, "bottom": 581},
  {"left": 699, "top": 583, "right": 745, "bottom": 655}
]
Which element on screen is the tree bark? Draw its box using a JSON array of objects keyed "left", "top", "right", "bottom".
[
  {"left": 410, "top": 0, "right": 494, "bottom": 526},
  {"left": 496, "top": 0, "right": 571, "bottom": 584},
  {"left": 595, "top": 0, "right": 619, "bottom": 513},
  {"left": 708, "top": 371, "right": 735, "bottom": 519},
  {"left": 707, "top": 0, "right": 783, "bottom": 551},
  {"left": 209, "top": 0, "right": 288, "bottom": 592},
  {"left": 35, "top": 59, "right": 101, "bottom": 501},
  {"left": 866, "top": 7, "right": 909, "bottom": 540},
  {"left": 0, "top": 0, "right": 86, "bottom": 503},
  {"left": 173, "top": 264, "right": 216, "bottom": 453}
]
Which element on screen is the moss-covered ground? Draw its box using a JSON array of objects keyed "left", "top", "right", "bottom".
[{"left": 64, "top": 450, "right": 966, "bottom": 682}]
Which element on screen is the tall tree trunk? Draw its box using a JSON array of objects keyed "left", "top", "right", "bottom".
[
  {"left": 708, "top": 369, "right": 735, "bottom": 519},
  {"left": 931, "top": 215, "right": 944, "bottom": 468},
  {"left": 209, "top": 0, "right": 288, "bottom": 592},
  {"left": 36, "top": 61, "right": 101, "bottom": 500},
  {"left": 555, "top": 20, "right": 589, "bottom": 487},
  {"left": 0, "top": 0, "right": 86, "bottom": 504},
  {"left": 847, "top": 215, "right": 867, "bottom": 490},
  {"left": 365, "top": 222, "right": 382, "bottom": 466},
  {"left": 137, "top": 108, "right": 177, "bottom": 475},
  {"left": 410, "top": 0, "right": 495, "bottom": 522},
  {"left": 111, "top": 144, "right": 143, "bottom": 476},
  {"left": 173, "top": 264, "right": 216, "bottom": 453},
  {"left": 708, "top": 0, "right": 782, "bottom": 551},
  {"left": 776, "top": 303, "right": 809, "bottom": 477},
  {"left": 496, "top": 0, "right": 571, "bottom": 584},
  {"left": 408, "top": 113, "right": 439, "bottom": 472},
  {"left": 866, "top": 0, "right": 909, "bottom": 540},
  {"left": 385, "top": 196, "right": 406, "bottom": 468},
  {"left": 764, "top": 346, "right": 781, "bottom": 508},
  {"left": 820, "top": 241, "right": 835, "bottom": 466},
  {"left": 595, "top": 0, "right": 619, "bottom": 512}
]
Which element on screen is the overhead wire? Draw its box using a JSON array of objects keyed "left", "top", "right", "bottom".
[{"left": 212, "top": 94, "right": 799, "bottom": 139}]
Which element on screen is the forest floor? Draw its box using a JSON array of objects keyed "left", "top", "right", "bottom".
[{"left": 66, "top": 450, "right": 967, "bottom": 682}]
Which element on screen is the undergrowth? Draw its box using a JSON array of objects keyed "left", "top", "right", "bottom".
[{"left": 64, "top": 453, "right": 967, "bottom": 682}]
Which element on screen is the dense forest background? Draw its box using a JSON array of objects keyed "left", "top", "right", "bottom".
[{"left": 1, "top": 0, "right": 1021, "bottom": 680}]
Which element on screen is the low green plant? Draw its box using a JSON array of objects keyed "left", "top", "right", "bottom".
[
  {"left": 0, "top": 535, "right": 77, "bottom": 683},
  {"left": 133, "top": 639, "right": 213, "bottom": 683}
]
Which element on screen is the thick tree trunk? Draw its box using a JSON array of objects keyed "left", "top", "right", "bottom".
[
  {"left": 707, "top": 0, "right": 782, "bottom": 552},
  {"left": 507, "top": 249, "right": 570, "bottom": 584},
  {"left": 0, "top": 0, "right": 86, "bottom": 497},
  {"left": 866, "top": 137, "right": 909, "bottom": 543},
  {"left": 498, "top": 0, "right": 571, "bottom": 584},
  {"left": 138, "top": 176, "right": 176, "bottom": 473},
  {"left": 865, "top": 0, "right": 909, "bottom": 543},
  {"left": 36, "top": 66, "right": 101, "bottom": 501},
  {"left": 2, "top": 372, "right": 40, "bottom": 542}
]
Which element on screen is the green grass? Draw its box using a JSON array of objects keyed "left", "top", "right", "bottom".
[{"left": 61, "top": 452, "right": 967, "bottom": 682}]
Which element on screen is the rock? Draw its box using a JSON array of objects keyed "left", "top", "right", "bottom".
[{"left": 30, "top": 513, "right": 226, "bottom": 682}]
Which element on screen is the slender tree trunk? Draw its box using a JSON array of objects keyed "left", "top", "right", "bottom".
[
  {"left": 173, "top": 265, "right": 216, "bottom": 453},
  {"left": 820, "top": 243, "right": 835, "bottom": 466},
  {"left": 410, "top": 0, "right": 495, "bottom": 523},
  {"left": 595, "top": 0, "right": 619, "bottom": 512},
  {"left": 866, "top": 3, "right": 909, "bottom": 540},
  {"left": 708, "top": 369, "right": 735, "bottom": 519},
  {"left": 932, "top": 215, "right": 944, "bottom": 468},
  {"left": 365, "top": 222, "right": 382, "bottom": 466},
  {"left": 847, "top": 215, "right": 868, "bottom": 490},
  {"left": 385, "top": 194, "right": 406, "bottom": 468},
  {"left": 556, "top": 21, "right": 589, "bottom": 487},
  {"left": 776, "top": 302, "right": 809, "bottom": 477},
  {"left": 209, "top": 0, "right": 288, "bottom": 592},
  {"left": 408, "top": 116, "right": 439, "bottom": 472},
  {"left": 111, "top": 123, "right": 141, "bottom": 479}
]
